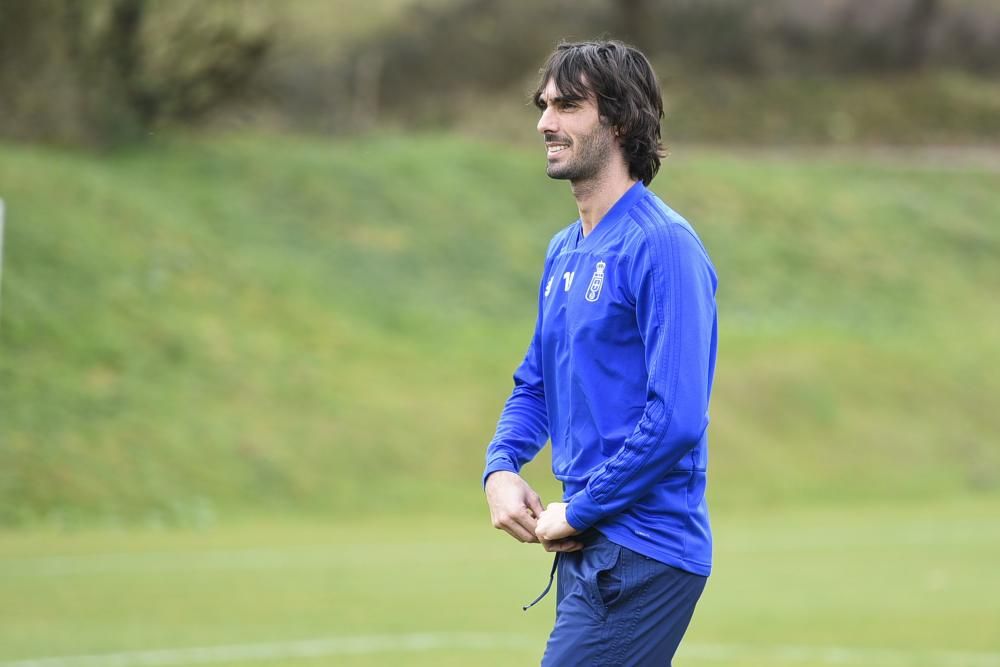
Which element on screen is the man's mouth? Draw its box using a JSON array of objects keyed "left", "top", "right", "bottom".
[{"left": 546, "top": 143, "right": 570, "bottom": 157}]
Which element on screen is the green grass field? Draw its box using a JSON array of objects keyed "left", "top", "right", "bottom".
[{"left": 2, "top": 497, "right": 998, "bottom": 666}]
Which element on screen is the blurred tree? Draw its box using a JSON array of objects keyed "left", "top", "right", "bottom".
[
  {"left": 898, "top": 0, "right": 939, "bottom": 70},
  {"left": 0, "top": 0, "right": 271, "bottom": 147},
  {"left": 619, "top": 0, "right": 650, "bottom": 52}
]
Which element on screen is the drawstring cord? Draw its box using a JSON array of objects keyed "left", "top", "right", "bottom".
[{"left": 522, "top": 552, "right": 560, "bottom": 611}]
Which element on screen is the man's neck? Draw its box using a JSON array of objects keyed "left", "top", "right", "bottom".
[{"left": 571, "top": 164, "right": 638, "bottom": 237}]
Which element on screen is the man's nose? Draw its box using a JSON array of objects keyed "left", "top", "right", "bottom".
[{"left": 537, "top": 106, "right": 557, "bottom": 135}]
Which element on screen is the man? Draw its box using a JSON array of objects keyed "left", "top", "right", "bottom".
[{"left": 483, "top": 40, "right": 718, "bottom": 665}]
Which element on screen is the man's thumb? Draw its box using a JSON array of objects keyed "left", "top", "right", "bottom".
[{"left": 527, "top": 493, "right": 544, "bottom": 517}]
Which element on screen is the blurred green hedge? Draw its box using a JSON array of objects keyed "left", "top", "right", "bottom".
[{"left": 3, "top": 0, "right": 1000, "bottom": 147}]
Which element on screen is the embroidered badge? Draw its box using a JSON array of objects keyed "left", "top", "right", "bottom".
[{"left": 585, "top": 261, "right": 606, "bottom": 302}]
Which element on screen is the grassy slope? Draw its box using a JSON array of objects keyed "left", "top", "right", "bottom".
[{"left": 0, "top": 133, "right": 998, "bottom": 524}]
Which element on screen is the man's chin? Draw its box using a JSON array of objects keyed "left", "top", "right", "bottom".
[{"left": 545, "top": 164, "right": 573, "bottom": 180}]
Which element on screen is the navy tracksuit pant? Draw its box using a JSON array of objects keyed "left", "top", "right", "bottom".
[{"left": 541, "top": 531, "right": 707, "bottom": 666}]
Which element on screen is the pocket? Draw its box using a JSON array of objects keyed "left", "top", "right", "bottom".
[
  {"left": 583, "top": 539, "right": 623, "bottom": 616},
  {"left": 596, "top": 557, "right": 623, "bottom": 607}
]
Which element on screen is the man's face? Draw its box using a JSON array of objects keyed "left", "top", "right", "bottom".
[{"left": 536, "top": 78, "right": 616, "bottom": 183}]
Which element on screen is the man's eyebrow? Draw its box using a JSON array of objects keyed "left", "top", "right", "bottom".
[{"left": 536, "top": 93, "right": 585, "bottom": 108}]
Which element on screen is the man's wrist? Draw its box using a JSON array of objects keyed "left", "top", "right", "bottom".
[
  {"left": 482, "top": 457, "right": 519, "bottom": 488},
  {"left": 565, "top": 489, "right": 603, "bottom": 531}
]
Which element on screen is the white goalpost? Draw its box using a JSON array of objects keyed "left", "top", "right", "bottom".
[{"left": 0, "top": 198, "right": 5, "bottom": 321}]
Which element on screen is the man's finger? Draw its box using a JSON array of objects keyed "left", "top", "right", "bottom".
[
  {"left": 526, "top": 493, "right": 544, "bottom": 518},
  {"left": 512, "top": 511, "right": 541, "bottom": 543},
  {"left": 541, "top": 538, "right": 583, "bottom": 553},
  {"left": 493, "top": 509, "right": 539, "bottom": 543},
  {"left": 503, "top": 522, "right": 539, "bottom": 543}
]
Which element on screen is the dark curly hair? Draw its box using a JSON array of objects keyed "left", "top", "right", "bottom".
[{"left": 533, "top": 40, "right": 665, "bottom": 186}]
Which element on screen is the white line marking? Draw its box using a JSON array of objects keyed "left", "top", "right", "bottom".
[
  {"left": 680, "top": 641, "right": 1000, "bottom": 667},
  {"left": 3, "top": 636, "right": 1000, "bottom": 667},
  {"left": 0, "top": 633, "right": 535, "bottom": 667}
]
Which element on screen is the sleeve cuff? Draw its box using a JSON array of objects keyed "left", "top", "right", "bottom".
[
  {"left": 482, "top": 455, "right": 519, "bottom": 488},
  {"left": 565, "top": 487, "right": 605, "bottom": 531}
]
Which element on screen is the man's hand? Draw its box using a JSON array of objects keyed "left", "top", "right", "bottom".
[
  {"left": 535, "top": 502, "right": 580, "bottom": 542},
  {"left": 539, "top": 536, "right": 584, "bottom": 553},
  {"left": 485, "top": 471, "right": 545, "bottom": 543}
]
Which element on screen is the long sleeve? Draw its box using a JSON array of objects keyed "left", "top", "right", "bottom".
[
  {"left": 482, "top": 267, "right": 552, "bottom": 485},
  {"left": 565, "top": 222, "right": 718, "bottom": 530}
]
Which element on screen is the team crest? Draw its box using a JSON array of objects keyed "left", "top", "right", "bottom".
[{"left": 585, "top": 261, "right": 606, "bottom": 302}]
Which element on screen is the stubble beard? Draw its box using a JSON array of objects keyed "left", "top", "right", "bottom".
[{"left": 545, "top": 124, "right": 616, "bottom": 184}]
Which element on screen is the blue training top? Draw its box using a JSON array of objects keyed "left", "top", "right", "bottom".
[{"left": 484, "top": 181, "right": 718, "bottom": 576}]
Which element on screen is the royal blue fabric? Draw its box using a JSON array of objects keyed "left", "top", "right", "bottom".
[
  {"left": 484, "top": 181, "right": 718, "bottom": 575},
  {"left": 541, "top": 531, "right": 706, "bottom": 666}
]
